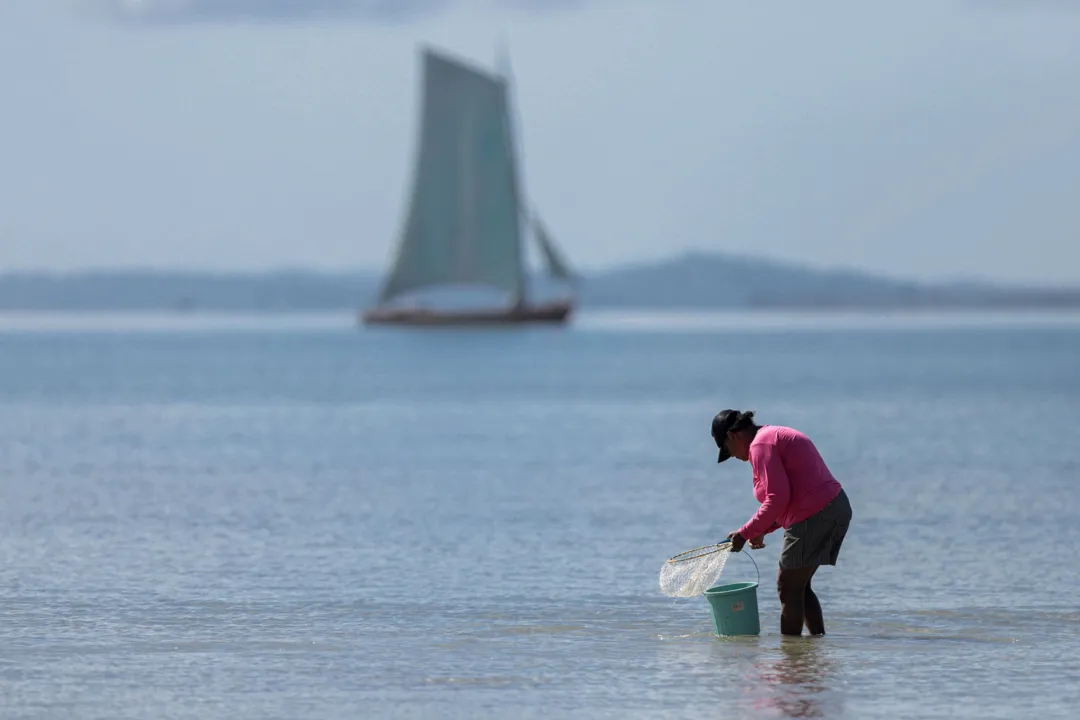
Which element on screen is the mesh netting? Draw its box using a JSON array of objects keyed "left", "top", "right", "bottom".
[{"left": 659, "top": 543, "right": 732, "bottom": 598}]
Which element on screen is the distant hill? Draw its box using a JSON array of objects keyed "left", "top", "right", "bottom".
[
  {"left": 1, "top": 253, "right": 1079, "bottom": 311},
  {"left": 580, "top": 252, "right": 1080, "bottom": 310},
  {"left": 0, "top": 270, "right": 372, "bottom": 312}
]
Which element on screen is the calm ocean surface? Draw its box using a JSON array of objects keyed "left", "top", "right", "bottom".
[{"left": 1, "top": 310, "right": 1079, "bottom": 719}]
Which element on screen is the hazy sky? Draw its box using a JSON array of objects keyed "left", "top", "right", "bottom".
[{"left": 2, "top": 0, "right": 1079, "bottom": 284}]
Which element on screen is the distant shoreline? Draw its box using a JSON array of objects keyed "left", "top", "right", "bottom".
[{"left": 2, "top": 253, "right": 1079, "bottom": 312}]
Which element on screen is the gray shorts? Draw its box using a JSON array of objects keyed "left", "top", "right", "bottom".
[{"left": 779, "top": 488, "right": 852, "bottom": 570}]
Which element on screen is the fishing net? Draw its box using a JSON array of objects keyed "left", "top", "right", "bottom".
[{"left": 659, "top": 542, "right": 732, "bottom": 598}]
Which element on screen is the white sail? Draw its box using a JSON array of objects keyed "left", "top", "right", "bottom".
[
  {"left": 532, "top": 214, "right": 574, "bottom": 282},
  {"left": 377, "top": 48, "right": 526, "bottom": 306}
]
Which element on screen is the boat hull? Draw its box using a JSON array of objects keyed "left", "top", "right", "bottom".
[{"left": 359, "top": 300, "right": 573, "bottom": 327}]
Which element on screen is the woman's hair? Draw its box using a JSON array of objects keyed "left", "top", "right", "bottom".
[
  {"left": 711, "top": 408, "right": 762, "bottom": 445},
  {"left": 729, "top": 410, "right": 759, "bottom": 434}
]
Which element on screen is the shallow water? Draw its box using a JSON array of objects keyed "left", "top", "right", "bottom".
[{"left": 1, "top": 311, "right": 1078, "bottom": 719}]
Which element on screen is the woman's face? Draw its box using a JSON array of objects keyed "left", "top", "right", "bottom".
[{"left": 724, "top": 430, "right": 752, "bottom": 462}]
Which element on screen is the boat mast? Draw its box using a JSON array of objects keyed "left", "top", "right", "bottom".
[{"left": 497, "top": 36, "right": 529, "bottom": 309}]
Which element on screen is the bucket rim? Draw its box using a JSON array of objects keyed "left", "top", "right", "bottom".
[{"left": 704, "top": 581, "right": 759, "bottom": 595}]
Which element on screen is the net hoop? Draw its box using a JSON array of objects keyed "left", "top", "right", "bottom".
[{"left": 665, "top": 541, "right": 731, "bottom": 565}]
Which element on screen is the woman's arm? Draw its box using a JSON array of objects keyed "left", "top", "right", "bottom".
[{"left": 736, "top": 442, "right": 791, "bottom": 540}]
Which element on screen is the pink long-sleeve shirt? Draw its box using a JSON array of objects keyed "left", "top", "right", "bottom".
[{"left": 736, "top": 425, "right": 843, "bottom": 541}]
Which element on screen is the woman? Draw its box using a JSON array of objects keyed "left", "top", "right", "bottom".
[{"left": 711, "top": 409, "right": 852, "bottom": 637}]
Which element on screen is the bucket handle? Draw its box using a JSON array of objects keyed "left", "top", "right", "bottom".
[{"left": 731, "top": 546, "right": 761, "bottom": 586}]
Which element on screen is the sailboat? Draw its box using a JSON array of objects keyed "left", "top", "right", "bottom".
[{"left": 360, "top": 45, "right": 576, "bottom": 327}]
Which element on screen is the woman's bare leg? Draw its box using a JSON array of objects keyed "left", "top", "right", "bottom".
[
  {"left": 777, "top": 565, "right": 819, "bottom": 636},
  {"left": 802, "top": 568, "right": 825, "bottom": 635}
]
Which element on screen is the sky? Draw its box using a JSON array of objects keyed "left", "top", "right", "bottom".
[{"left": 1, "top": 0, "right": 1079, "bottom": 285}]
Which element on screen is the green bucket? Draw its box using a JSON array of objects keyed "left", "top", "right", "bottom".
[{"left": 704, "top": 550, "right": 761, "bottom": 637}]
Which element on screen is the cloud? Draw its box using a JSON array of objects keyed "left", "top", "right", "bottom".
[{"left": 102, "top": 0, "right": 584, "bottom": 24}]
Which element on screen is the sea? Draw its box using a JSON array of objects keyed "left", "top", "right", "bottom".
[{"left": 1, "top": 309, "right": 1078, "bottom": 720}]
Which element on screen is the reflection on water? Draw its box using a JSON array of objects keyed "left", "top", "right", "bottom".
[{"left": 751, "top": 639, "right": 839, "bottom": 719}]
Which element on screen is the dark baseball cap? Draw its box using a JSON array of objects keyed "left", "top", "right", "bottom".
[{"left": 711, "top": 409, "right": 739, "bottom": 463}]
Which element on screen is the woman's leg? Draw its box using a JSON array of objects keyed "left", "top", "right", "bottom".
[
  {"left": 802, "top": 567, "right": 825, "bottom": 635},
  {"left": 776, "top": 565, "right": 818, "bottom": 636},
  {"left": 777, "top": 492, "right": 849, "bottom": 636}
]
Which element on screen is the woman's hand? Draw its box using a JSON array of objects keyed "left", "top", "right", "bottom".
[
  {"left": 726, "top": 531, "right": 746, "bottom": 552},
  {"left": 748, "top": 535, "right": 766, "bottom": 550}
]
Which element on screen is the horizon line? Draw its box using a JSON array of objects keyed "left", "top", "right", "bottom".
[{"left": 0, "top": 251, "right": 1075, "bottom": 291}]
